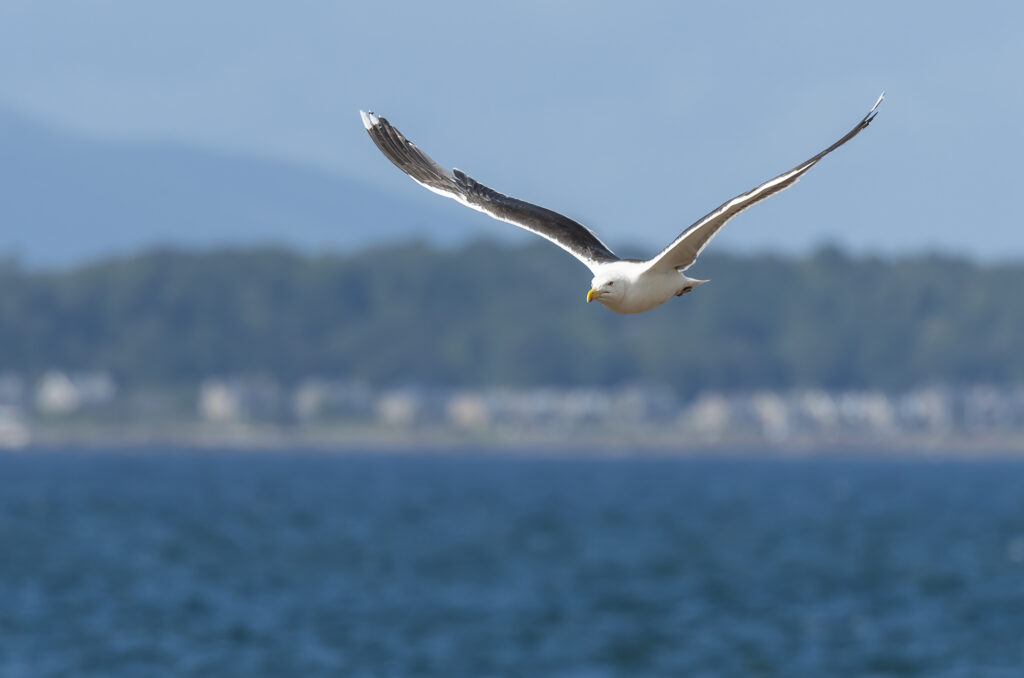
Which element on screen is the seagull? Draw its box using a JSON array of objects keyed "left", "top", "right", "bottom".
[{"left": 360, "top": 93, "right": 883, "bottom": 314}]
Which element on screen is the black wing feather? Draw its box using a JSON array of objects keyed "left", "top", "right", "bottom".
[{"left": 361, "top": 112, "right": 618, "bottom": 269}]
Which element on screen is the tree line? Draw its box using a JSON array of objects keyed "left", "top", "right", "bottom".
[{"left": 0, "top": 241, "right": 1019, "bottom": 395}]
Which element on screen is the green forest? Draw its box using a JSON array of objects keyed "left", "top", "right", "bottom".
[{"left": 0, "top": 241, "right": 1020, "bottom": 395}]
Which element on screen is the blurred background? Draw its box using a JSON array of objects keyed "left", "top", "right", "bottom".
[
  {"left": 2, "top": 1, "right": 1024, "bottom": 449},
  {"left": 2, "top": 2, "right": 1024, "bottom": 677}
]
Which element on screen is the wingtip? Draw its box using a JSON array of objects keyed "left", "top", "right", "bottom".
[
  {"left": 861, "top": 91, "right": 885, "bottom": 125},
  {"left": 359, "top": 110, "right": 380, "bottom": 130}
]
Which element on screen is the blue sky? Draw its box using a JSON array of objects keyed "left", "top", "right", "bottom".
[{"left": 1, "top": 1, "right": 1021, "bottom": 259}]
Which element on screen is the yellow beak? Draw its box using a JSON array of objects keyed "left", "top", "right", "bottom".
[{"left": 587, "top": 288, "right": 604, "bottom": 303}]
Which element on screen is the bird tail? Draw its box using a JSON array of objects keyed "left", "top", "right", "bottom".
[{"left": 678, "top": 276, "right": 708, "bottom": 296}]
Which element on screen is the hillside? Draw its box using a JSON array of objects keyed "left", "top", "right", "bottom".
[
  {"left": 0, "top": 107, "right": 483, "bottom": 265},
  {"left": 0, "top": 242, "right": 1019, "bottom": 395}
]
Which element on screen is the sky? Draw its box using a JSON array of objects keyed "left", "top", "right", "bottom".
[{"left": 1, "top": 1, "right": 1022, "bottom": 260}]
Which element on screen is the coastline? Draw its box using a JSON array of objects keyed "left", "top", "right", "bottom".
[{"left": 9, "top": 421, "right": 1024, "bottom": 458}]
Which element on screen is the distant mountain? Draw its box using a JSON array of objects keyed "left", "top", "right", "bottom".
[{"left": 0, "top": 107, "right": 486, "bottom": 265}]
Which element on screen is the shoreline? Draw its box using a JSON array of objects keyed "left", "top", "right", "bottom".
[{"left": 7, "top": 422, "right": 1024, "bottom": 458}]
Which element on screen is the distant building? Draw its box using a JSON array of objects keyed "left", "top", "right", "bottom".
[
  {"left": 837, "top": 391, "right": 896, "bottom": 433},
  {"left": 751, "top": 391, "right": 790, "bottom": 441},
  {"left": 791, "top": 390, "right": 837, "bottom": 431},
  {"left": 198, "top": 376, "right": 284, "bottom": 423},
  {"left": 898, "top": 386, "right": 953, "bottom": 433},
  {"left": 680, "top": 393, "right": 738, "bottom": 439},
  {"left": 293, "top": 378, "right": 373, "bottom": 422},
  {"left": 35, "top": 371, "right": 81, "bottom": 415},
  {"left": 199, "top": 379, "right": 242, "bottom": 423},
  {"left": 33, "top": 370, "right": 116, "bottom": 416},
  {"left": 376, "top": 390, "right": 421, "bottom": 427},
  {"left": 446, "top": 392, "right": 490, "bottom": 429}
]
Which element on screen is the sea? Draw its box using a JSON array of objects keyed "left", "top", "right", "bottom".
[{"left": 1, "top": 450, "right": 1023, "bottom": 678}]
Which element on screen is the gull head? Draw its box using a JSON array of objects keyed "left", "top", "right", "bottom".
[{"left": 587, "top": 275, "right": 626, "bottom": 305}]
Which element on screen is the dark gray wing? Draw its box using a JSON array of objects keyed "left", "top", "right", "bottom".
[
  {"left": 644, "top": 93, "right": 884, "bottom": 273},
  {"left": 360, "top": 111, "right": 618, "bottom": 271}
]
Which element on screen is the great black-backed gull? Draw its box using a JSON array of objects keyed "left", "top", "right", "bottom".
[{"left": 360, "top": 93, "right": 883, "bottom": 314}]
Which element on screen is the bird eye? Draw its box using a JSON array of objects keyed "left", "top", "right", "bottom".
[{"left": 607, "top": 281, "right": 614, "bottom": 286}]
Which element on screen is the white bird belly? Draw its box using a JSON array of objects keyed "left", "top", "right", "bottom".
[{"left": 605, "top": 271, "right": 685, "bottom": 314}]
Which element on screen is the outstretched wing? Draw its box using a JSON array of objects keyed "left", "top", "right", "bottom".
[
  {"left": 644, "top": 93, "right": 884, "bottom": 273},
  {"left": 361, "top": 111, "right": 619, "bottom": 271}
]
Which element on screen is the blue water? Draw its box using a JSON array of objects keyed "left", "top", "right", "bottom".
[{"left": 1, "top": 451, "right": 1023, "bottom": 677}]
